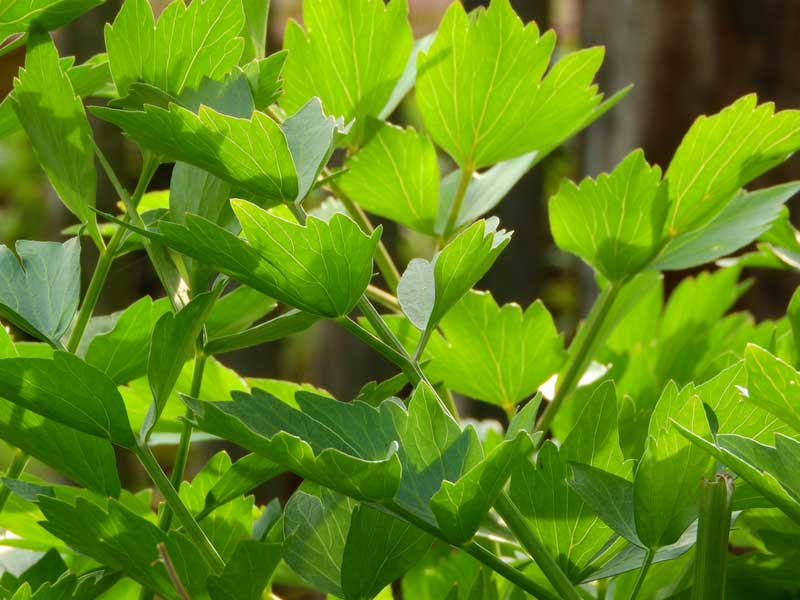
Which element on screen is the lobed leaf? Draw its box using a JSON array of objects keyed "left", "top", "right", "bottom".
[
  {"left": 0, "top": 0, "right": 103, "bottom": 43},
  {"left": 745, "top": 344, "right": 800, "bottom": 434}
]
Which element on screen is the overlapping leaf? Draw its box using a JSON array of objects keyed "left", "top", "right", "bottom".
[
  {"left": 745, "top": 344, "right": 800, "bottom": 433},
  {"left": 0, "top": 238, "right": 79, "bottom": 346},
  {"left": 426, "top": 290, "right": 565, "bottom": 413},
  {"left": 0, "top": 0, "right": 103, "bottom": 43},
  {"left": 397, "top": 218, "right": 511, "bottom": 334},
  {"left": 416, "top": 0, "right": 622, "bottom": 169},
  {"left": 280, "top": 0, "right": 413, "bottom": 144},
  {"left": 549, "top": 150, "right": 667, "bottom": 282}
]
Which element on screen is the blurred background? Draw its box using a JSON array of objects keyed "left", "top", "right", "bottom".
[{"left": 2, "top": 0, "right": 800, "bottom": 566}]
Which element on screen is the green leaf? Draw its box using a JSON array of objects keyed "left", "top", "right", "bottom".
[
  {"left": 85, "top": 296, "right": 171, "bottom": 384},
  {"left": 205, "top": 309, "right": 319, "bottom": 355},
  {"left": 430, "top": 431, "right": 533, "bottom": 544},
  {"left": 510, "top": 382, "right": 630, "bottom": 579},
  {"left": 549, "top": 149, "right": 667, "bottom": 282},
  {"left": 240, "top": 0, "right": 269, "bottom": 62},
  {"left": 202, "top": 453, "right": 284, "bottom": 517},
  {"left": 397, "top": 218, "right": 511, "bottom": 332},
  {"left": 673, "top": 424, "right": 800, "bottom": 525},
  {"left": 91, "top": 103, "right": 298, "bottom": 206},
  {"left": 0, "top": 351, "right": 136, "bottom": 447},
  {"left": 720, "top": 434, "right": 800, "bottom": 500},
  {"left": 341, "top": 503, "right": 432, "bottom": 600},
  {"left": 12, "top": 33, "right": 98, "bottom": 242},
  {"left": 205, "top": 286, "right": 277, "bottom": 340},
  {"left": 242, "top": 51, "right": 286, "bottom": 111},
  {"left": 0, "top": 238, "right": 80, "bottom": 346},
  {"left": 144, "top": 292, "right": 216, "bottom": 438},
  {"left": 206, "top": 540, "right": 282, "bottom": 600},
  {"left": 184, "top": 388, "right": 402, "bottom": 502},
  {"left": 104, "top": 0, "right": 244, "bottom": 97},
  {"left": 745, "top": 344, "right": 800, "bottom": 433},
  {"left": 36, "top": 496, "right": 207, "bottom": 600},
  {"left": 634, "top": 383, "right": 715, "bottom": 547},
  {"left": 665, "top": 94, "right": 800, "bottom": 234},
  {"left": 426, "top": 290, "right": 565, "bottom": 412},
  {"left": 416, "top": 0, "right": 617, "bottom": 169},
  {"left": 339, "top": 120, "right": 440, "bottom": 234},
  {"left": 649, "top": 182, "right": 800, "bottom": 271},
  {"left": 280, "top": 0, "right": 413, "bottom": 145},
  {"left": 283, "top": 97, "right": 349, "bottom": 203},
  {"left": 0, "top": 0, "right": 103, "bottom": 43},
  {"left": 232, "top": 200, "right": 380, "bottom": 317},
  {"left": 0, "top": 401, "right": 120, "bottom": 496}
]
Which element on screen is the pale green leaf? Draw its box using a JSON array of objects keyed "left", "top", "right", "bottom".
[
  {"left": 426, "top": 290, "right": 565, "bottom": 412},
  {"left": 242, "top": 51, "right": 286, "bottom": 111},
  {"left": 549, "top": 149, "right": 667, "bottom": 282},
  {"left": 280, "top": 0, "right": 412, "bottom": 145},
  {"left": 233, "top": 200, "right": 380, "bottom": 317},
  {"left": 240, "top": 0, "right": 269, "bottom": 62},
  {"left": 12, "top": 33, "right": 98, "bottom": 241},
  {"left": 397, "top": 218, "right": 511, "bottom": 332},
  {"left": 0, "top": 351, "right": 136, "bottom": 447},
  {"left": 104, "top": 0, "right": 244, "bottom": 97},
  {"left": 0, "top": 0, "right": 103, "bottom": 43},
  {"left": 339, "top": 120, "right": 439, "bottom": 234},
  {"left": 0, "top": 238, "right": 79, "bottom": 346},
  {"left": 745, "top": 344, "right": 800, "bottom": 434},
  {"left": 201, "top": 453, "right": 284, "bottom": 517},
  {"left": 206, "top": 540, "right": 282, "bottom": 600},
  {"left": 665, "top": 94, "right": 800, "bottom": 234},
  {"left": 91, "top": 103, "right": 298, "bottom": 205}
]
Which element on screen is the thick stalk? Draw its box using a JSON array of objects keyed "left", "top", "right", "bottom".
[
  {"left": 536, "top": 281, "right": 621, "bottom": 436},
  {"left": 692, "top": 475, "right": 733, "bottom": 600},
  {"left": 366, "top": 284, "right": 401, "bottom": 312},
  {"left": 628, "top": 548, "right": 656, "bottom": 600},
  {"left": 442, "top": 166, "right": 474, "bottom": 241},
  {"left": 494, "top": 493, "right": 583, "bottom": 600},
  {"left": 134, "top": 442, "right": 224, "bottom": 573},
  {"left": 0, "top": 449, "right": 30, "bottom": 512}
]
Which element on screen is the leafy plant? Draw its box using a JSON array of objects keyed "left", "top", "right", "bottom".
[{"left": 0, "top": 0, "right": 799, "bottom": 599}]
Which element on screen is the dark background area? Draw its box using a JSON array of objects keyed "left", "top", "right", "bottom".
[{"left": 1, "top": 1, "right": 800, "bottom": 560}]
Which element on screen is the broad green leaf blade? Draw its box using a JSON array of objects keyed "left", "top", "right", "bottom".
[
  {"left": 0, "top": 0, "right": 103, "bottom": 43},
  {"left": 233, "top": 201, "right": 380, "bottom": 317},
  {"left": 240, "top": 0, "right": 269, "bottom": 62},
  {"left": 397, "top": 218, "right": 511, "bottom": 332},
  {"left": 202, "top": 453, "right": 284, "bottom": 516},
  {"left": 426, "top": 290, "right": 566, "bottom": 412},
  {"left": 567, "top": 462, "right": 640, "bottom": 547},
  {"left": 416, "top": 0, "right": 614, "bottom": 169},
  {"left": 283, "top": 487, "right": 355, "bottom": 597},
  {"left": 169, "top": 163, "right": 232, "bottom": 235},
  {"left": 549, "top": 150, "right": 666, "bottom": 282},
  {"left": 12, "top": 33, "right": 98, "bottom": 242},
  {"left": 104, "top": 0, "right": 244, "bottom": 97},
  {"left": 339, "top": 121, "right": 440, "bottom": 234},
  {"left": 144, "top": 292, "right": 216, "bottom": 438},
  {"left": 0, "top": 400, "right": 120, "bottom": 496},
  {"left": 85, "top": 296, "right": 171, "bottom": 384},
  {"left": 633, "top": 383, "right": 715, "bottom": 547},
  {"left": 341, "top": 503, "right": 432, "bottom": 600},
  {"left": 665, "top": 94, "right": 800, "bottom": 234},
  {"left": 184, "top": 388, "right": 402, "bottom": 502},
  {"left": 431, "top": 431, "right": 533, "bottom": 544},
  {"left": 36, "top": 496, "right": 206, "bottom": 600},
  {"left": 280, "top": 0, "right": 412, "bottom": 145},
  {"left": 511, "top": 382, "right": 632, "bottom": 579},
  {"left": 205, "top": 309, "right": 319, "bottom": 355},
  {"left": 745, "top": 344, "right": 800, "bottom": 433},
  {"left": 719, "top": 434, "right": 800, "bottom": 500},
  {"left": 0, "top": 351, "right": 135, "bottom": 447},
  {"left": 0, "top": 238, "right": 79, "bottom": 346},
  {"left": 205, "top": 286, "right": 276, "bottom": 340},
  {"left": 91, "top": 104, "right": 298, "bottom": 205},
  {"left": 650, "top": 182, "right": 800, "bottom": 271},
  {"left": 673, "top": 423, "right": 800, "bottom": 525},
  {"left": 282, "top": 97, "right": 349, "bottom": 203},
  {"left": 206, "top": 540, "right": 281, "bottom": 600}
]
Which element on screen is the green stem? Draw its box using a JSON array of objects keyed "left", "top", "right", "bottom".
[
  {"left": 0, "top": 449, "right": 30, "bottom": 512},
  {"left": 692, "top": 475, "right": 733, "bottom": 600},
  {"left": 134, "top": 442, "right": 224, "bottom": 573},
  {"left": 0, "top": 33, "right": 27, "bottom": 58},
  {"left": 384, "top": 500, "right": 558, "bottom": 600},
  {"left": 157, "top": 350, "right": 208, "bottom": 531},
  {"left": 494, "top": 493, "right": 583, "bottom": 600},
  {"left": 535, "top": 281, "right": 621, "bottom": 436},
  {"left": 366, "top": 284, "right": 401, "bottom": 313},
  {"left": 442, "top": 166, "right": 474, "bottom": 241},
  {"left": 628, "top": 548, "right": 656, "bottom": 600}
]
